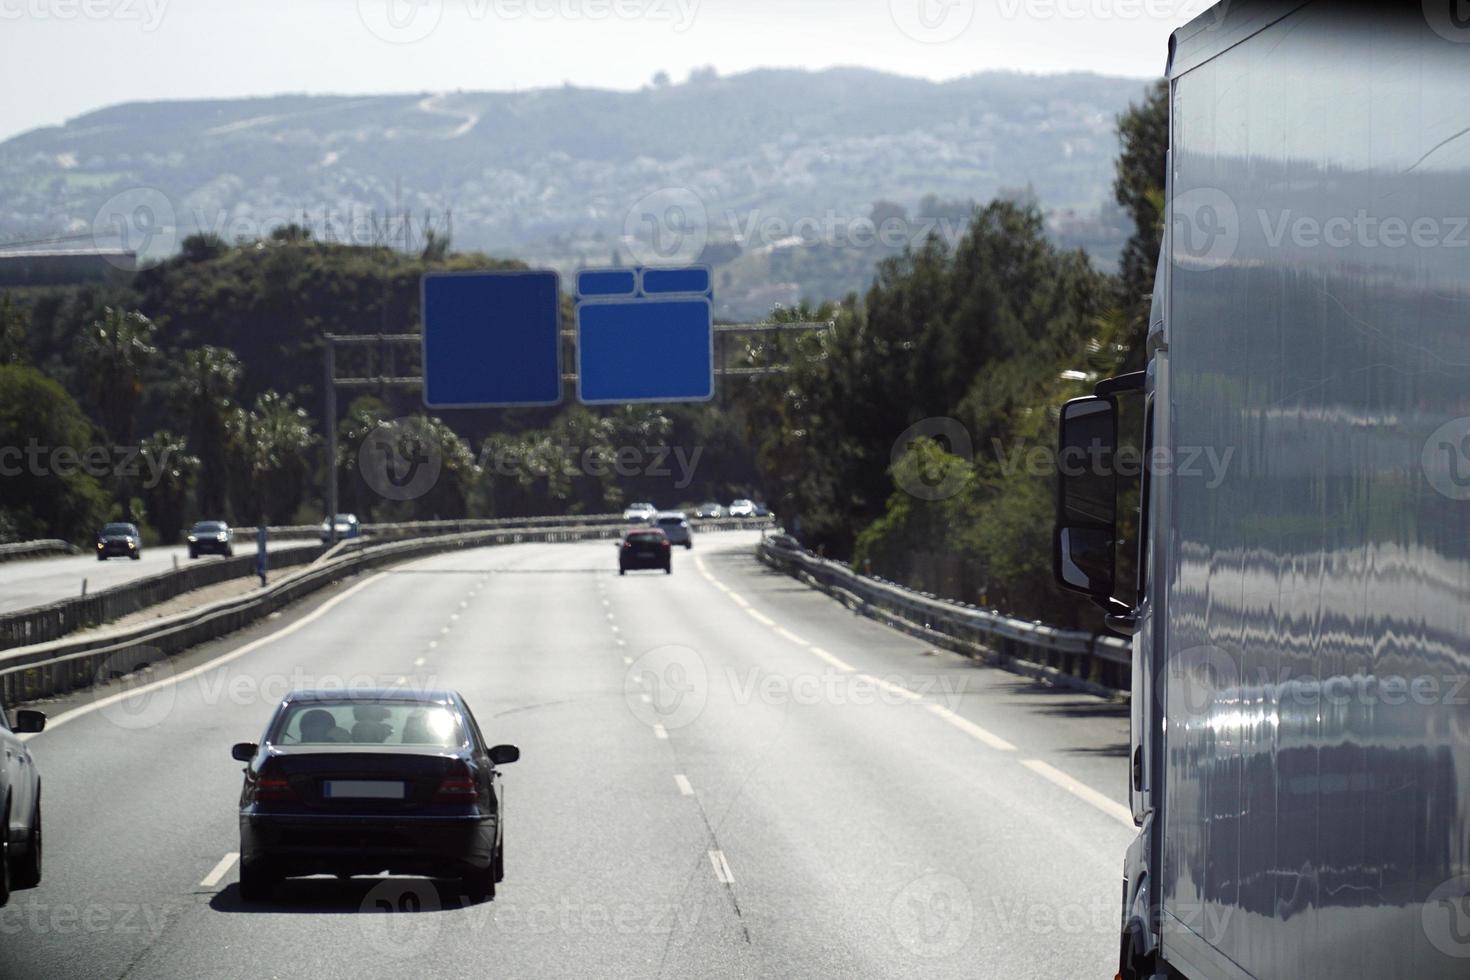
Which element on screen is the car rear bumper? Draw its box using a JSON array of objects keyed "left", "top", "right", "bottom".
[
  {"left": 620, "top": 553, "right": 670, "bottom": 569},
  {"left": 241, "top": 811, "right": 495, "bottom": 877}
]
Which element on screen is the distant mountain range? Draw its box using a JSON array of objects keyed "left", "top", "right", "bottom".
[{"left": 0, "top": 68, "right": 1154, "bottom": 317}]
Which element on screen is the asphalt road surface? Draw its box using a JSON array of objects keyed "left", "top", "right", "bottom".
[
  {"left": 0, "top": 539, "right": 319, "bottom": 616},
  {"left": 2, "top": 532, "right": 1133, "bottom": 979}
]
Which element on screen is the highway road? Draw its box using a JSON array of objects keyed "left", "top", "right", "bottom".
[
  {"left": 1, "top": 532, "right": 1133, "bottom": 979},
  {"left": 0, "top": 539, "right": 319, "bottom": 616}
]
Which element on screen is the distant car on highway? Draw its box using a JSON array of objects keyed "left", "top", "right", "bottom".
[
  {"left": 318, "top": 513, "right": 360, "bottom": 543},
  {"left": 186, "top": 520, "right": 234, "bottom": 559},
  {"left": 619, "top": 527, "right": 672, "bottom": 575},
  {"left": 654, "top": 511, "right": 693, "bottom": 549},
  {"left": 753, "top": 503, "right": 771, "bottom": 518},
  {"left": 95, "top": 522, "right": 142, "bottom": 561},
  {"left": 0, "top": 699, "right": 46, "bottom": 906},
  {"left": 622, "top": 502, "right": 657, "bottom": 523},
  {"left": 694, "top": 502, "right": 723, "bottom": 519},
  {"left": 232, "top": 688, "right": 518, "bottom": 903},
  {"left": 727, "top": 499, "right": 756, "bottom": 518}
]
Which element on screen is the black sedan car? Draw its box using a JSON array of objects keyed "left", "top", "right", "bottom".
[
  {"left": 95, "top": 522, "right": 142, "bottom": 560},
  {"left": 618, "top": 527, "right": 672, "bottom": 575},
  {"left": 186, "top": 520, "right": 234, "bottom": 559},
  {"left": 232, "top": 689, "right": 518, "bottom": 902},
  {"left": 0, "top": 699, "right": 46, "bottom": 907}
]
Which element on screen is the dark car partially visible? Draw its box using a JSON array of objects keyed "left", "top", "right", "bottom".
[
  {"left": 232, "top": 689, "right": 518, "bottom": 903},
  {"left": 95, "top": 522, "right": 141, "bottom": 561},
  {"left": 0, "top": 698, "right": 46, "bottom": 907}
]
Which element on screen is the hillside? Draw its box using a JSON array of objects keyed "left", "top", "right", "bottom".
[{"left": 0, "top": 68, "right": 1152, "bottom": 316}]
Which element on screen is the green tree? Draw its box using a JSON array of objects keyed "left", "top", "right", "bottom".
[
  {"left": 0, "top": 293, "right": 29, "bottom": 365},
  {"left": 0, "top": 365, "right": 112, "bottom": 542},
  {"left": 1111, "top": 78, "right": 1169, "bottom": 372},
  {"left": 172, "top": 346, "right": 243, "bottom": 517},
  {"left": 81, "top": 307, "right": 157, "bottom": 445}
]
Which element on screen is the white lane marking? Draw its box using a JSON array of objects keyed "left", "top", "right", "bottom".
[
  {"left": 708, "top": 849, "right": 735, "bottom": 885},
  {"left": 808, "top": 646, "right": 855, "bottom": 673},
  {"left": 414, "top": 657, "right": 426, "bottom": 667},
  {"left": 729, "top": 593, "right": 749, "bottom": 608},
  {"left": 450, "top": 613, "right": 460, "bottom": 622},
  {"left": 860, "top": 674, "right": 923, "bottom": 702},
  {"left": 606, "top": 612, "right": 615, "bottom": 621},
  {"left": 640, "top": 693, "right": 652, "bottom": 704},
  {"left": 428, "top": 641, "right": 439, "bottom": 650},
  {"left": 926, "top": 704, "right": 1017, "bottom": 752},
  {"left": 459, "top": 601, "right": 468, "bottom": 610},
  {"left": 440, "top": 626, "right": 451, "bottom": 635},
  {"left": 199, "top": 852, "right": 239, "bottom": 888},
  {"left": 774, "top": 627, "right": 809, "bottom": 647},
  {"left": 674, "top": 774, "right": 694, "bottom": 796},
  {"left": 746, "top": 609, "right": 776, "bottom": 627},
  {"left": 1021, "top": 759, "right": 1135, "bottom": 829},
  {"left": 611, "top": 625, "right": 620, "bottom": 633},
  {"left": 622, "top": 656, "right": 633, "bottom": 666},
  {"left": 652, "top": 724, "right": 669, "bottom": 740},
  {"left": 615, "top": 638, "right": 626, "bottom": 647},
  {"left": 25, "top": 573, "right": 390, "bottom": 741},
  {"left": 694, "top": 557, "right": 708, "bottom": 573}
]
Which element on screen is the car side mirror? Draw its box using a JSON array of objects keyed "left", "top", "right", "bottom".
[
  {"left": 231, "top": 742, "right": 258, "bottom": 762},
  {"left": 1054, "top": 396, "right": 1120, "bottom": 605},
  {"left": 13, "top": 710, "right": 45, "bottom": 734},
  {"left": 488, "top": 744, "right": 520, "bottom": 766}
]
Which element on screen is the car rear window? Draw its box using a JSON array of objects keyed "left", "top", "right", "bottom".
[
  {"left": 271, "top": 701, "right": 467, "bottom": 748},
  {"left": 629, "top": 532, "right": 663, "bottom": 543}
]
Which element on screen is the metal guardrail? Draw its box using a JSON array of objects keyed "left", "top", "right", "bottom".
[
  {"left": 0, "top": 540, "right": 78, "bottom": 563},
  {"left": 0, "top": 544, "right": 325, "bottom": 651},
  {"left": 756, "top": 535, "right": 1131, "bottom": 697}
]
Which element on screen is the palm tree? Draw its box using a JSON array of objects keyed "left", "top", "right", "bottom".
[
  {"left": 171, "top": 346, "right": 242, "bottom": 516},
  {"left": 81, "top": 307, "right": 157, "bottom": 445}
]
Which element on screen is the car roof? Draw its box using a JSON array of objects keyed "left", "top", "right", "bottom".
[
  {"left": 281, "top": 688, "right": 457, "bottom": 705},
  {"left": 624, "top": 527, "right": 667, "bottom": 536}
]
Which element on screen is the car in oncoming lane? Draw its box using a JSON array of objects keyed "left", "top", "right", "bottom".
[
  {"left": 619, "top": 527, "right": 671, "bottom": 575},
  {"left": 95, "top": 522, "right": 142, "bottom": 561},
  {"left": 654, "top": 511, "right": 693, "bottom": 549},
  {"left": 0, "top": 697, "right": 46, "bottom": 907},
  {"left": 318, "top": 513, "right": 361, "bottom": 543},
  {"left": 727, "top": 499, "right": 755, "bottom": 518},
  {"left": 186, "top": 520, "right": 234, "bottom": 559},
  {"left": 695, "top": 502, "right": 723, "bottom": 519},
  {"left": 231, "top": 689, "right": 519, "bottom": 903},
  {"left": 622, "top": 502, "right": 657, "bottom": 523}
]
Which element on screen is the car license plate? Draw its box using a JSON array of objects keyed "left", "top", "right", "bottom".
[{"left": 323, "top": 780, "right": 404, "bottom": 799}]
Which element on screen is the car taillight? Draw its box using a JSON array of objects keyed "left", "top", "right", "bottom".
[
  {"left": 254, "top": 765, "right": 295, "bottom": 802},
  {"left": 433, "top": 760, "right": 478, "bottom": 802},
  {"left": 660, "top": 541, "right": 670, "bottom": 548},
  {"left": 622, "top": 541, "right": 633, "bottom": 548}
]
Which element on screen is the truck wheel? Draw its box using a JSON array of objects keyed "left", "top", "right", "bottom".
[{"left": 12, "top": 795, "right": 40, "bottom": 890}]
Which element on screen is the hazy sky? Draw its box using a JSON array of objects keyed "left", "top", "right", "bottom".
[{"left": 0, "top": 0, "right": 1208, "bottom": 141}]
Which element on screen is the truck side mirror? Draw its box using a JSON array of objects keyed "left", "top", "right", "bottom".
[{"left": 1054, "top": 396, "right": 1119, "bottom": 603}]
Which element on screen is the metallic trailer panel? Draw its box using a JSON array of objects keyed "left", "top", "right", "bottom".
[{"left": 1161, "top": 3, "right": 1470, "bottom": 978}]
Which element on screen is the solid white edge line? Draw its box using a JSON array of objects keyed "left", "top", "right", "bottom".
[
  {"left": 859, "top": 674, "right": 923, "bottom": 702},
  {"left": 746, "top": 609, "right": 776, "bottom": 627},
  {"left": 925, "top": 704, "right": 1017, "bottom": 752},
  {"left": 674, "top": 773, "right": 694, "bottom": 796},
  {"left": 199, "top": 852, "right": 239, "bottom": 888},
  {"left": 708, "top": 849, "right": 734, "bottom": 884},
  {"left": 652, "top": 724, "right": 669, "bottom": 740},
  {"left": 773, "top": 627, "right": 809, "bottom": 647},
  {"left": 24, "top": 572, "right": 391, "bottom": 741},
  {"left": 729, "top": 594, "right": 749, "bottom": 608},
  {"left": 807, "top": 646, "right": 856, "bottom": 672},
  {"left": 1021, "top": 759, "right": 1135, "bottom": 829}
]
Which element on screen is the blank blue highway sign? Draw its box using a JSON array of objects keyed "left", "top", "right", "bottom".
[
  {"left": 577, "top": 296, "right": 714, "bottom": 404},
  {"left": 421, "top": 271, "right": 563, "bottom": 408}
]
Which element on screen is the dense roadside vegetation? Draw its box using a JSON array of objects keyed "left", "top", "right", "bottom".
[{"left": 0, "top": 80, "right": 1165, "bottom": 630}]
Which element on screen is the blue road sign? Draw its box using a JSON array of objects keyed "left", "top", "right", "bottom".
[
  {"left": 575, "top": 266, "right": 714, "bottom": 405},
  {"left": 421, "top": 270, "right": 563, "bottom": 408}
]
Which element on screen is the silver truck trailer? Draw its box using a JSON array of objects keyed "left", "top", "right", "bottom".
[{"left": 1054, "top": 3, "right": 1470, "bottom": 977}]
